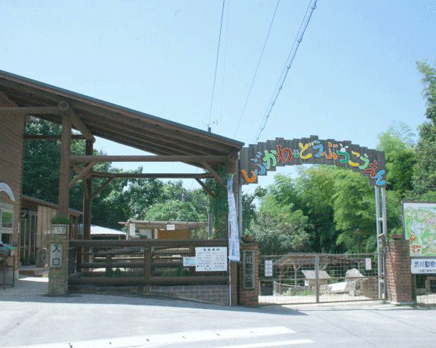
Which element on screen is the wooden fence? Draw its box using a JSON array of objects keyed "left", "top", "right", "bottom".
[{"left": 68, "top": 239, "right": 229, "bottom": 287}]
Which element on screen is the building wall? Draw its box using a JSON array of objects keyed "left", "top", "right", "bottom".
[
  {"left": 0, "top": 93, "right": 25, "bottom": 255},
  {"left": 157, "top": 229, "right": 190, "bottom": 240}
]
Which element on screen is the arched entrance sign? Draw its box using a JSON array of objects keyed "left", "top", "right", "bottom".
[
  {"left": 239, "top": 135, "right": 387, "bottom": 298},
  {"left": 239, "top": 135, "right": 386, "bottom": 186}
]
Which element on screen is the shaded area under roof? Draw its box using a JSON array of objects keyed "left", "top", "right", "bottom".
[{"left": 0, "top": 70, "right": 244, "bottom": 159}]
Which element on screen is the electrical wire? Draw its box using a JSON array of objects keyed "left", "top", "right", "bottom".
[
  {"left": 254, "top": 0, "right": 318, "bottom": 143},
  {"left": 233, "top": 0, "right": 281, "bottom": 138},
  {"left": 208, "top": 0, "right": 226, "bottom": 126}
]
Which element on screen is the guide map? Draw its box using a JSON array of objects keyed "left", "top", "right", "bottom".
[{"left": 403, "top": 202, "right": 436, "bottom": 257}]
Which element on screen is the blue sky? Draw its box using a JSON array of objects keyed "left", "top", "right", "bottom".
[{"left": 1, "top": 0, "right": 435, "bottom": 190}]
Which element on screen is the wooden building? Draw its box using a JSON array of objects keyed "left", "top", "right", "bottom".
[
  {"left": 0, "top": 70, "right": 244, "bottom": 272},
  {"left": 120, "top": 219, "right": 208, "bottom": 240}
]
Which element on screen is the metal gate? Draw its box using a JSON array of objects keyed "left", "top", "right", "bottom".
[{"left": 259, "top": 253, "right": 384, "bottom": 305}]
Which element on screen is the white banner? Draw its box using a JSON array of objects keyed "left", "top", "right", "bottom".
[{"left": 227, "top": 177, "right": 240, "bottom": 262}]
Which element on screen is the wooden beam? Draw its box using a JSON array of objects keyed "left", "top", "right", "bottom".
[
  {"left": 58, "top": 113, "right": 72, "bottom": 216},
  {"left": 90, "top": 177, "right": 114, "bottom": 200},
  {"left": 91, "top": 172, "right": 212, "bottom": 179},
  {"left": 70, "top": 154, "right": 228, "bottom": 163},
  {"left": 201, "top": 162, "right": 225, "bottom": 188},
  {"left": 83, "top": 140, "right": 93, "bottom": 241},
  {"left": 195, "top": 178, "right": 215, "bottom": 198},
  {"left": 0, "top": 106, "right": 60, "bottom": 115},
  {"left": 69, "top": 101, "right": 242, "bottom": 151},
  {"left": 58, "top": 101, "right": 95, "bottom": 143},
  {"left": 24, "top": 134, "right": 86, "bottom": 141},
  {"left": 68, "top": 161, "right": 96, "bottom": 189},
  {"left": 90, "top": 120, "right": 212, "bottom": 156}
]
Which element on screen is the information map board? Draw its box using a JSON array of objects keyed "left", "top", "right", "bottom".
[{"left": 403, "top": 202, "right": 436, "bottom": 257}]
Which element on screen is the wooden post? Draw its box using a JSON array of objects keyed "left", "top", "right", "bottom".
[
  {"left": 144, "top": 246, "right": 152, "bottom": 292},
  {"left": 48, "top": 112, "right": 71, "bottom": 296},
  {"left": 58, "top": 113, "right": 72, "bottom": 216},
  {"left": 83, "top": 140, "right": 93, "bottom": 241}
]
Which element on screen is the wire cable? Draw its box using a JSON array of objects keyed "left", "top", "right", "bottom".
[
  {"left": 254, "top": 0, "right": 318, "bottom": 143},
  {"left": 233, "top": 0, "right": 281, "bottom": 138},
  {"left": 208, "top": 0, "right": 226, "bottom": 126}
]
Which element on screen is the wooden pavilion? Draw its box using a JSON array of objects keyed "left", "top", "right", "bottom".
[{"left": 0, "top": 69, "right": 244, "bottom": 257}]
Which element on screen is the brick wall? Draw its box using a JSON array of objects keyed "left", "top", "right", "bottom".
[
  {"left": 238, "top": 243, "right": 259, "bottom": 306},
  {"left": 149, "top": 285, "right": 229, "bottom": 306},
  {"left": 386, "top": 239, "right": 413, "bottom": 304}
]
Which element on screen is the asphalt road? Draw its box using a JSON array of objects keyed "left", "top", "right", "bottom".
[{"left": 1, "top": 277, "right": 436, "bottom": 348}]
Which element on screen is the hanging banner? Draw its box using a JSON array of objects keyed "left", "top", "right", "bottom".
[{"left": 227, "top": 177, "right": 240, "bottom": 262}]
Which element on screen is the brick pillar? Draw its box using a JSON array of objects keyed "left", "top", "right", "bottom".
[
  {"left": 238, "top": 242, "right": 259, "bottom": 306},
  {"left": 386, "top": 239, "right": 413, "bottom": 304}
]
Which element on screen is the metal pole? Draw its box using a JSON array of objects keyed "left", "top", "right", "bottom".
[
  {"left": 375, "top": 186, "right": 383, "bottom": 299},
  {"left": 315, "top": 255, "right": 320, "bottom": 303},
  {"left": 381, "top": 186, "right": 388, "bottom": 300}
]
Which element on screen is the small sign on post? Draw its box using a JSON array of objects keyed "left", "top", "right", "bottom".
[
  {"left": 52, "top": 225, "right": 68, "bottom": 235},
  {"left": 265, "top": 259, "right": 273, "bottom": 277},
  {"left": 50, "top": 243, "right": 62, "bottom": 268}
]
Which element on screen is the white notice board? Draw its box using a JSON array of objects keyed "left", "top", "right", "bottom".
[{"left": 195, "top": 247, "right": 227, "bottom": 272}]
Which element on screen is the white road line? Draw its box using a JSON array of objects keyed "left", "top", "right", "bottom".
[
  {"left": 215, "top": 339, "right": 314, "bottom": 348},
  {"left": 4, "top": 326, "right": 298, "bottom": 348}
]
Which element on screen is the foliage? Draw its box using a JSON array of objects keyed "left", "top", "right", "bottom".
[
  {"left": 204, "top": 168, "right": 229, "bottom": 239},
  {"left": 23, "top": 118, "right": 63, "bottom": 204},
  {"left": 51, "top": 215, "right": 71, "bottom": 224},
  {"left": 143, "top": 199, "right": 202, "bottom": 221},
  {"left": 411, "top": 60, "right": 436, "bottom": 197},
  {"left": 251, "top": 208, "right": 310, "bottom": 255},
  {"left": 250, "top": 174, "right": 311, "bottom": 255},
  {"left": 241, "top": 192, "right": 257, "bottom": 233},
  {"left": 295, "top": 166, "right": 340, "bottom": 253},
  {"left": 377, "top": 123, "right": 416, "bottom": 196},
  {"left": 332, "top": 171, "right": 375, "bottom": 252}
]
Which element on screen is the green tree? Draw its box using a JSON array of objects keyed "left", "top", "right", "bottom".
[
  {"left": 251, "top": 174, "right": 311, "bottom": 255},
  {"left": 143, "top": 200, "right": 202, "bottom": 221},
  {"left": 23, "top": 117, "right": 62, "bottom": 203},
  {"left": 377, "top": 123, "right": 416, "bottom": 196},
  {"left": 296, "top": 166, "right": 341, "bottom": 253},
  {"left": 412, "top": 60, "right": 436, "bottom": 197}
]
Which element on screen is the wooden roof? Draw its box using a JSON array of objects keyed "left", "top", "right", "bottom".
[{"left": 0, "top": 70, "right": 244, "bottom": 159}]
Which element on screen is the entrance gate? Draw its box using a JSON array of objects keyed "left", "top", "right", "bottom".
[
  {"left": 239, "top": 136, "right": 389, "bottom": 303},
  {"left": 258, "top": 252, "right": 384, "bottom": 305}
]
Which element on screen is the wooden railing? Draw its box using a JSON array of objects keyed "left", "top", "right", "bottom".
[{"left": 69, "top": 239, "right": 229, "bottom": 286}]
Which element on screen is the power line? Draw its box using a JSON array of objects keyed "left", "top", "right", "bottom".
[
  {"left": 218, "top": 0, "right": 231, "bottom": 132},
  {"left": 254, "top": 0, "right": 318, "bottom": 143},
  {"left": 208, "top": 0, "right": 226, "bottom": 126},
  {"left": 233, "top": 0, "right": 281, "bottom": 138}
]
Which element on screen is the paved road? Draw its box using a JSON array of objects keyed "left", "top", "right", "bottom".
[{"left": 1, "top": 277, "right": 436, "bottom": 347}]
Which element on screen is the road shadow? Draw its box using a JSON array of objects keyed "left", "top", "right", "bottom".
[{"left": 0, "top": 276, "right": 306, "bottom": 316}]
